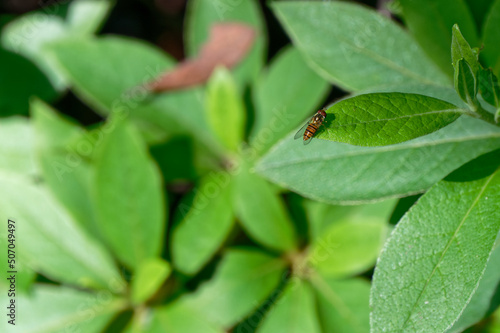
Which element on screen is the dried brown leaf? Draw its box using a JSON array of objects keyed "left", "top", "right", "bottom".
[{"left": 148, "top": 22, "right": 256, "bottom": 92}]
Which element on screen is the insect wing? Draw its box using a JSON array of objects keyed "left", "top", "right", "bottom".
[{"left": 294, "top": 117, "right": 313, "bottom": 140}]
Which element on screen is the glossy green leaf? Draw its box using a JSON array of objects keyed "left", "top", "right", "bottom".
[
  {"left": 0, "top": 174, "right": 124, "bottom": 290},
  {"left": 47, "top": 37, "right": 219, "bottom": 151},
  {"left": 311, "top": 275, "right": 371, "bottom": 333},
  {"left": 0, "top": 117, "right": 37, "bottom": 177},
  {"left": 446, "top": 242, "right": 500, "bottom": 332},
  {"left": 399, "top": 0, "right": 478, "bottom": 77},
  {"left": 234, "top": 164, "right": 297, "bottom": 252},
  {"left": 185, "top": 0, "right": 265, "bottom": 86},
  {"left": 256, "top": 116, "right": 500, "bottom": 204},
  {"left": 171, "top": 173, "right": 234, "bottom": 275},
  {"left": 455, "top": 59, "right": 478, "bottom": 105},
  {"left": 308, "top": 208, "right": 389, "bottom": 278},
  {"left": 66, "top": 0, "right": 113, "bottom": 35},
  {"left": 371, "top": 155, "right": 500, "bottom": 332},
  {"left": 257, "top": 279, "right": 321, "bottom": 333},
  {"left": 251, "top": 46, "right": 329, "bottom": 154},
  {"left": 131, "top": 258, "right": 171, "bottom": 305},
  {"left": 32, "top": 100, "right": 100, "bottom": 236},
  {"left": 6, "top": 285, "right": 126, "bottom": 333},
  {"left": 482, "top": 0, "right": 500, "bottom": 76},
  {"left": 0, "top": 48, "right": 57, "bottom": 116},
  {"left": 181, "top": 249, "right": 286, "bottom": 328},
  {"left": 318, "top": 93, "right": 462, "bottom": 146},
  {"left": 93, "top": 119, "right": 165, "bottom": 270},
  {"left": 143, "top": 301, "right": 225, "bottom": 333},
  {"left": 206, "top": 67, "right": 245, "bottom": 151},
  {"left": 272, "top": 1, "right": 449, "bottom": 91},
  {"left": 452, "top": 24, "right": 480, "bottom": 74}
]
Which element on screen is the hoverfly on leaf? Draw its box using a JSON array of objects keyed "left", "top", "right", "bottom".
[{"left": 294, "top": 109, "right": 327, "bottom": 144}]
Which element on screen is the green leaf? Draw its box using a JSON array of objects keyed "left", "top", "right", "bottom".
[
  {"left": 311, "top": 275, "right": 371, "bottom": 333},
  {"left": 0, "top": 175, "right": 124, "bottom": 290},
  {"left": 455, "top": 58, "right": 479, "bottom": 105},
  {"left": 93, "top": 119, "right": 165, "bottom": 270},
  {"left": 0, "top": 117, "right": 37, "bottom": 177},
  {"left": 479, "top": 68, "right": 500, "bottom": 109},
  {"left": 206, "top": 67, "right": 246, "bottom": 151},
  {"left": 233, "top": 163, "right": 297, "bottom": 252},
  {"left": 171, "top": 173, "right": 234, "bottom": 275},
  {"left": 318, "top": 93, "right": 462, "bottom": 146},
  {"left": 185, "top": 0, "right": 265, "bottom": 86},
  {"left": 308, "top": 206, "right": 390, "bottom": 278},
  {"left": 482, "top": 0, "right": 500, "bottom": 76},
  {"left": 251, "top": 46, "right": 329, "bottom": 155},
  {"left": 66, "top": 0, "right": 113, "bottom": 35},
  {"left": 371, "top": 154, "right": 500, "bottom": 332},
  {"left": 47, "top": 37, "right": 219, "bottom": 151},
  {"left": 488, "top": 307, "right": 500, "bottom": 332},
  {"left": 399, "top": 0, "right": 479, "bottom": 77},
  {"left": 256, "top": 116, "right": 500, "bottom": 204},
  {"left": 131, "top": 258, "right": 171, "bottom": 305},
  {"left": 0, "top": 48, "right": 57, "bottom": 116},
  {"left": 451, "top": 24, "right": 480, "bottom": 79},
  {"left": 6, "top": 285, "right": 126, "bottom": 333},
  {"left": 143, "top": 301, "right": 225, "bottom": 333},
  {"left": 271, "top": 1, "right": 449, "bottom": 91},
  {"left": 31, "top": 100, "right": 100, "bottom": 236},
  {"left": 446, "top": 242, "right": 500, "bottom": 332},
  {"left": 257, "top": 279, "right": 321, "bottom": 333},
  {"left": 181, "top": 249, "right": 286, "bottom": 328}
]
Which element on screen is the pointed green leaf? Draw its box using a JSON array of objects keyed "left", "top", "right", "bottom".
[
  {"left": 452, "top": 24, "right": 480, "bottom": 74},
  {"left": 455, "top": 58, "right": 478, "bottom": 105},
  {"left": 318, "top": 93, "right": 462, "bottom": 146},
  {"left": 171, "top": 173, "right": 234, "bottom": 275},
  {"left": 251, "top": 46, "right": 329, "bottom": 154},
  {"left": 256, "top": 116, "right": 500, "bottom": 204},
  {"left": 32, "top": 100, "right": 100, "bottom": 236},
  {"left": 185, "top": 0, "right": 265, "bottom": 85},
  {"left": 371, "top": 154, "right": 500, "bottom": 332},
  {"left": 308, "top": 206, "right": 390, "bottom": 278},
  {"left": 131, "top": 258, "right": 171, "bottom": 305},
  {"left": 257, "top": 279, "right": 321, "bottom": 333},
  {"left": 181, "top": 249, "right": 286, "bottom": 328},
  {"left": 399, "top": 0, "right": 479, "bottom": 77},
  {"left": 5, "top": 285, "right": 126, "bottom": 333},
  {"left": 272, "top": 1, "right": 449, "bottom": 91},
  {"left": 93, "top": 119, "right": 165, "bottom": 270},
  {"left": 311, "top": 275, "right": 370, "bottom": 333},
  {"left": 482, "top": 0, "right": 500, "bottom": 76},
  {"left": 206, "top": 67, "right": 245, "bottom": 151},
  {"left": 234, "top": 164, "right": 297, "bottom": 252},
  {"left": 0, "top": 175, "right": 124, "bottom": 290},
  {"left": 67, "top": 0, "right": 113, "bottom": 35},
  {"left": 446, "top": 242, "right": 500, "bottom": 332}
]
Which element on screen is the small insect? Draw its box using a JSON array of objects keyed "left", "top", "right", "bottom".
[{"left": 294, "top": 109, "right": 327, "bottom": 144}]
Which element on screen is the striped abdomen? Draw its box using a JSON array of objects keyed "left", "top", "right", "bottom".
[{"left": 304, "top": 123, "right": 319, "bottom": 140}]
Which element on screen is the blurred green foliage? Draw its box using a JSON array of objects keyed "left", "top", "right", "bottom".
[{"left": 1, "top": 1, "right": 500, "bottom": 333}]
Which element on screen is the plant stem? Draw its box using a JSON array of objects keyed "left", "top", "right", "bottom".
[{"left": 473, "top": 104, "right": 497, "bottom": 125}]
